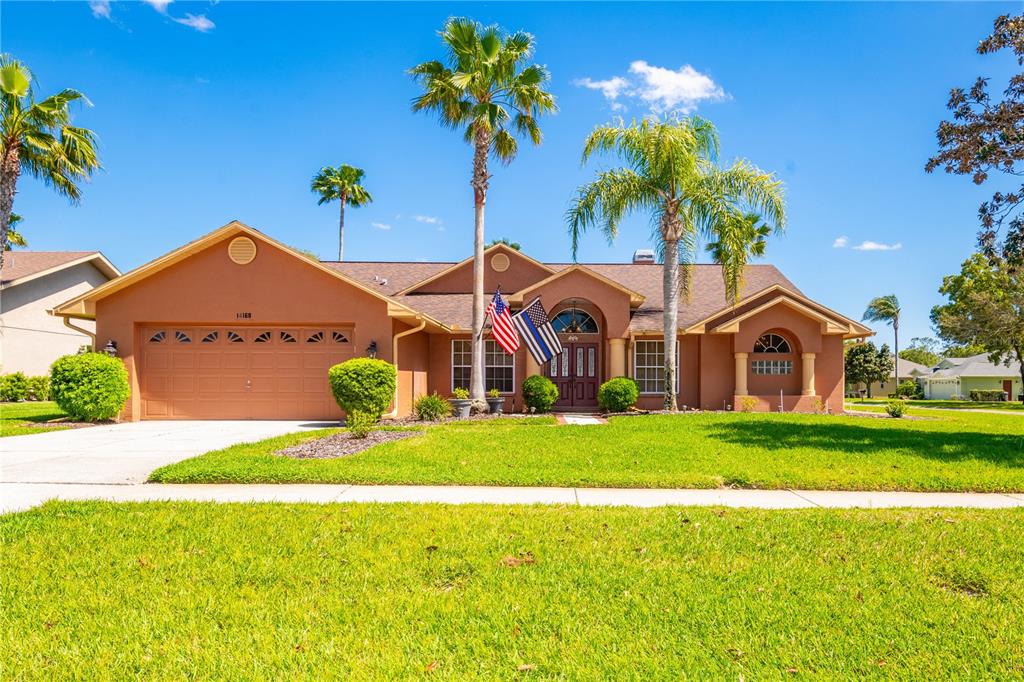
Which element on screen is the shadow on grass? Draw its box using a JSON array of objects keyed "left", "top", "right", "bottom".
[{"left": 704, "top": 420, "right": 1024, "bottom": 467}]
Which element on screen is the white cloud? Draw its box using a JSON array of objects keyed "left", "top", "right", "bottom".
[
  {"left": 574, "top": 61, "right": 726, "bottom": 114},
  {"left": 173, "top": 13, "right": 215, "bottom": 31},
  {"left": 142, "top": 0, "right": 172, "bottom": 12},
  {"left": 832, "top": 236, "right": 848, "bottom": 248},
  {"left": 89, "top": 0, "right": 112, "bottom": 19},
  {"left": 413, "top": 215, "right": 442, "bottom": 225},
  {"left": 852, "top": 240, "right": 902, "bottom": 252},
  {"left": 371, "top": 222, "right": 391, "bottom": 231}
]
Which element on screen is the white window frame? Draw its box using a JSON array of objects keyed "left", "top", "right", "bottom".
[
  {"left": 751, "top": 359, "right": 793, "bottom": 375},
  {"left": 451, "top": 339, "right": 516, "bottom": 394},
  {"left": 633, "top": 339, "right": 680, "bottom": 395}
]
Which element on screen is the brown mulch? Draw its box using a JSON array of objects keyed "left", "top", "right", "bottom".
[
  {"left": 278, "top": 429, "right": 424, "bottom": 459},
  {"left": 843, "top": 410, "right": 932, "bottom": 421}
]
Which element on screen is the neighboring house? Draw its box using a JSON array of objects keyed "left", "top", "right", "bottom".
[
  {"left": 922, "top": 354, "right": 1022, "bottom": 401},
  {"left": 51, "top": 221, "right": 872, "bottom": 421},
  {"left": 1, "top": 251, "right": 120, "bottom": 375},
  {"left": 847, "top": 356, "right": 931, "bottom": 398}
]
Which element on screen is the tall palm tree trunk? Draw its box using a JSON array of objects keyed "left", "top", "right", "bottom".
[
  {"left": 0, "top": 143, "right": 21, "bottom": 265},
  {"left": 662, "top": 235, "right": 680, "bottom": 412},
  {"left": 338, "top": 191, "right": 347, "bottom": 262},
  {"left": 893, "top": 318, "right": 899, "bottom": 393},
  {"left": 469, "top": 126, "right": 490, "bottom": 402}
]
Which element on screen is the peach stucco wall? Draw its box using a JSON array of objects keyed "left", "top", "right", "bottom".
[
  {"left": 413, "top": 246, "right": 552, "bottom": 294},
  {"left": 96, "top": 233, "right": 397, "bottom": 420}
]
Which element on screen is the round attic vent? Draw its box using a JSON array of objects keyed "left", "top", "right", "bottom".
[
  {"left": 228, "top": 236, "right": 257, "bottom": 265},
  {"left": 491, "top": 252, "right": 510, "bottom": 272}
]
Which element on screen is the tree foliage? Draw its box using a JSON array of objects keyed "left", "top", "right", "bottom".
[
  {"left": 899, "top": 338, "right": 942, "bottom": 368},
  {"left": 930, "top": 252, "right": 1024, "bottom": 390},
  {"left": 845, "top": 342, "right": 894, "bottom": 397},
  {"left": 925, "top": 13, "right": 1024, "bottom": 261},
  {"left": 0, "top": 55, "right": 100, "bottom": 259},
  {"left": 486, "top": 237, "right": 521, "bottom": 250},
  {"left": 565, "top": 117, "right": 785, "bottom": 410},
  {"left": 310, "top": 164, "right": 372, "bottom": 261}
]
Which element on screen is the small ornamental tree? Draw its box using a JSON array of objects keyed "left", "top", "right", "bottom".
[
  {"left": 327, "top": 358, "right": 397, "bottom": 421},
  {"left": 844, "top": 342, "right": 894, "bottom": 398},
  {"left": 50, "top": 353, "right": 129, "bottom": 421}
]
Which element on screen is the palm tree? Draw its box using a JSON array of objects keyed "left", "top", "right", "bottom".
[
  {"left": 1, "top": 55, "right": 100, "bottom": 263},
  {"left": 310, "top": 165, "right": 373, "bottom": 261},
  {"left": 567, "top": 117, "right": 786, "bottom": 411},
  {"left": 863, "top": 295, "right": 901, "bottom": 390},
  {"left": 411, "top": 17, "right": 555, "bottom": 402},
  {"left": 5, "top": 212, "right": 26, "bottom": 249}
]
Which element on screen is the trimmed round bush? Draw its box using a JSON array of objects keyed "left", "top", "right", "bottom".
[
  {"left": 598, "top": 377, "right": 639, "bottom": 412},
  {"left": 415, "top": 392, "right": 451, "bottom": 421},
  {"left": 328, "top": 358, "right": 397, "bottom": 420},
  {"left": 522, "top": 375, "right": 559, "bottom": 413},
  {"left": 50, "top": 353, "right": 130, "bottom": 421},
  {"left": 0, "top": 372, "right": 28, "bottom": 402}
]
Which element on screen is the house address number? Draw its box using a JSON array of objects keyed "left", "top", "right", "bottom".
[{"left": 236, "top": 312, "right": 252, "bottom": 319}]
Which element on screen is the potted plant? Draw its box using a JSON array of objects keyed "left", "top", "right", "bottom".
[
  {"left": 486, "top": 388, "right": 505, "bottom": 415},
  {"left": 449, "top": 387, "right": 472, "bottom": 418}
]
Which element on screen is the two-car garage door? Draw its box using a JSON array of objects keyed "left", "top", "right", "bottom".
[{"left": 140, "top": 325, "right": 354, "bottom": 420}]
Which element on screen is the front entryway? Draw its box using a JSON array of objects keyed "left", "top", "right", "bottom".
[{"left": 547, "top": 342, "right": 599, "bottom": 408}]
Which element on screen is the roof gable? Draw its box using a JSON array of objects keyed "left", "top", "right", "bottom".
[
  {"left": 51, "top": 221, "right": 449, "bottom": 330},
  {"left": 396, "top": 244, "right": 554, "bottom": 295},
  {"left": 507, "top": 264, "right": 645, "bottom": 307},
  {"left": 1, "top": 251, "right": 119, "bottom": 289}
]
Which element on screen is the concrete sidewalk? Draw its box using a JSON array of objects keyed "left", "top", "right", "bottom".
[{"left": 2, "top": 482, "right": 1022, "bottom": 514}]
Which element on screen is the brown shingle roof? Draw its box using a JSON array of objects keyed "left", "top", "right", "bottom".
[
  {"left": 1, "top": 251, "right": 99, "bottom": 285},
  {"left": 326, "top": 258, "right": 801, "bottom": 333}
]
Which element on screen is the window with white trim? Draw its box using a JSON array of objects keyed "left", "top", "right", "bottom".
[
  {"left": 751, "top": 359, "right": 793, "bottom": 375},
  {"left": 633, "top": 340, "right": 680, "bottom": 394},
  {"left": 452, "top": 340, "right": 516, "bottom": 393}
]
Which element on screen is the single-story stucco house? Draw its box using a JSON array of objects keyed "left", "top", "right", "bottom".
[
  {"left": 51, "top": 221, "right": 872, "bottom": 420},
  {"left": 922, "top": 354, "right": 1023, "bottom": 401},
  {"left": 1, "top": 251, "right": 120, "bottom": 375},
  {"left": 847, "top": 356, "right": 932, "bottom": 398}
]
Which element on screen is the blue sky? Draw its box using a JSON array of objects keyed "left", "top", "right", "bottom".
[{"left": 4, "top": 1, "right": 1017, "bottom": 343}]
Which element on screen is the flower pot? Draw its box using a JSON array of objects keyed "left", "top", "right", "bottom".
[
  {"left": 448, "top": 398, "right": 472, "bottom": 419},
  {"left": 486, "top": 397, "right": 505, "bottom": 415}
]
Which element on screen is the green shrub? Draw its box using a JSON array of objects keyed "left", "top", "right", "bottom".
[
  {"left": 346, "top": 410, "right": 376, "bottom": 439},
  {"left": 451, "top": 387, "right": 469, "bottom": 400},
  {"left": 0, "top": 372, "right": 28, "bottom": 402},
  {"left": 327, "top": 358, "right": 397, "bottom": 419},
  {"left": 884, "top": 400, "right": 907, "bottom": 418},
  {"left": 415, "top": 392, "right": 451, "bottom": 421},
  {"left": 25, "top": 375, "right": 50, "bottom": 401},
  {"left": 895, "top": 380, "right": 923, "bottom": 399},
  {"left": 738, "top": 396, "right": 760, "bottom": 413},
  {"left": 522, "top": 375, "right": 559, "bottom": 413},
  {"left": 969, "top": 389, "right": 1007, "bottom": 402},
  {"left": 50, "top": 353, "right": 130, "bottom": 421},
  {"left": 598, "top": 377, "right": 639, "bottom": 412}
]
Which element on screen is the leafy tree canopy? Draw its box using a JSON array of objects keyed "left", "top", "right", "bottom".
[
  {"left": 845, "top": 342, "right": 894, "bottom": 397},
  {"left": 931, "top": 252, "right": 1024, "bottom": 389},
  {"left": 926, "top": 13, "right": 1024, "bottom": 262},
  {"left": 486, "top": 237, "right": 521, "bottom": 250},
  {"left": 899, "top": 337, "right": 942, "bottom": 367}
]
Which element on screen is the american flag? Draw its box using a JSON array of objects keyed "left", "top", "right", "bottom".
[
  {"left": 486, "top": 289, "right": 520, "bottom": 354},
  {"left": 512, "top": 297, "right": 563, "bottom": 364}
]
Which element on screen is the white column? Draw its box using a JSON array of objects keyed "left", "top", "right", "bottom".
[
  {"left": 734, "top": 352, "right": 748, "bottom": 396},
  {"left": 802, "top": 352, "right": 816, "bottom": 396}
]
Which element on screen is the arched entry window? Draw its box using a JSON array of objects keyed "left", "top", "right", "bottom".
[
  {"left": 754, "top": 333, "right": 791, "bottom": 353},
  {"left": 551, "top": 308, "right": 598, "bottom": 333}
]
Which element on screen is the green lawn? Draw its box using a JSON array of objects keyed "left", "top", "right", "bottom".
[
  {"left": 0, "top": 401, "right": 70, "bottom": 437},
  {"left": 3, "top": 501, "right": 1022, "bottom": 678},
  {"left": 848, "top": 398, "right": 1024, "bottom": 411},
  {"left": 150, "top": 411, "right": 1024, "bottom": 492}
]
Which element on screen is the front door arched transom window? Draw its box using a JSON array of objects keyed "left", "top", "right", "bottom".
[
  {"left": 551, "top": 308, "right": 598, "bottom": 334},
  {"left": 754, "top": 333, "right": 791, "bottom": 353}
]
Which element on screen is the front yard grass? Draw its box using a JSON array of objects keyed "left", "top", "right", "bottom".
[
  {"left": 150, "top": 411, "right": 1024, "bottom": 492},
  {"left": 0, "top": 401, "right": 70, "bottom": 437},
  {"left": 3, "top": 501, "right": 1022, "bottom": 678},
  {"left": 848, "top": 398, "right": 1024, "bottom": 411}
]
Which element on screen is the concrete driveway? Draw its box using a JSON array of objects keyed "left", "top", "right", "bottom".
[{"left": 1, "top": 420, "right": 333, "bottom": 484}]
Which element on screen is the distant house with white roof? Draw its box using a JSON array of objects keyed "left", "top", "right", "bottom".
[{"left": 921, "top": 354, "right": 1022, "bottom": 401}]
